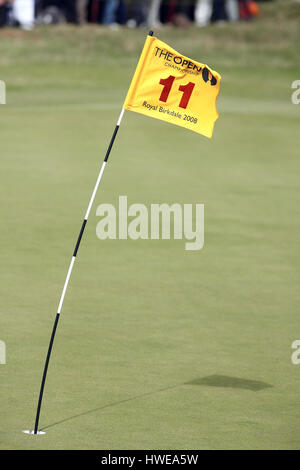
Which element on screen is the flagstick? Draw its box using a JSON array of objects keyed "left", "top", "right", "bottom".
[{"left": 23, "top": 108, "right": 125, "bottom": 436}]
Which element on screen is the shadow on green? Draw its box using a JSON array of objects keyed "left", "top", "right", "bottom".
[
  {"left": 186, "top": 375, "right": 272, "bottom": 391},
  {"left": 41, "top": 375, "right": 272, "bottom": 432}
]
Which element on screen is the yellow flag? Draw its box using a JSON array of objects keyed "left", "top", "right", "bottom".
[{"left": 123, "top": 35, "right": 221, "bottom": 138}]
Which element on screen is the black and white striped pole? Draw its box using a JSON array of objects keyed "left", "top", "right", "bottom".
[{"left": 23, "top": 107, "right": 126, "bottom": 435}]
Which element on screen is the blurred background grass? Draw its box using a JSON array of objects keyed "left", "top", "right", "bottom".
[{"left": 0, "top": 0, "right": 300, "bottom": 450}]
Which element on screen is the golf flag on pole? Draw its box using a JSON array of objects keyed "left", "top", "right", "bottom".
[
  {"left": 25, "top": 32, "right": 222, "bottom": 437},
  {"left": 123, "top": 34, "right": 221, "bottom": 138}
]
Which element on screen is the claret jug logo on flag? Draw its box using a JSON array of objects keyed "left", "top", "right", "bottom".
[{"left": 123, "top": 35, "right": 221, "bottom": 138}]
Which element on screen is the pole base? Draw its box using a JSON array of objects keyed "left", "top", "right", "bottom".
[{"left": 22, "top": 430, "right": 46, "bottom": 435}]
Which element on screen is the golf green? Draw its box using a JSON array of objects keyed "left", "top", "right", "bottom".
[{"left": 0, "top": 0, "right": 299, "bottom": 450}]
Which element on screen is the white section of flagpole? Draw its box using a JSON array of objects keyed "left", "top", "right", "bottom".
[
  {"left": 117, "top": 107, "right": 125, "bottom": 126},
  {"left": 57, "top": 256, "right": 76, "bottom": 314},
  {"left": 84, "top": 162, "right": 106, "bottom": 220},
  {"left": 29, "top": 107, "right": 126, "bottom": 436}
]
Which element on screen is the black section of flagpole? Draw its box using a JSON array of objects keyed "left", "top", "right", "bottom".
[
  {"left": 104, "top": 124, "right": 120, "bottom": 162},
  {"left": 32, "top": 117, "right": 123, "bottom": 435},
  {"left": 73, "top": 219, "right": 87, "bottom": 257},
  {"left": 34, "top": 313, "right": 60, "bottom": 434}
]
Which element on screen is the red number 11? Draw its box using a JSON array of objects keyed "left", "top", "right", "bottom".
[{"left": 159, "top": 75, "right": 195, "bottom": 109}]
